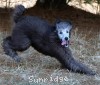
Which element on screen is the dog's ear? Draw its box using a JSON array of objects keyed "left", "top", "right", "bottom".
[
  {"left": 66, "top": 20, "right": 73, "bottom": 30},
  {"left": 66, "top": 20, "right": 72, "bottom": 26},
  {"left": 55, "top": 19, "right": 61, "bottom": 24},
  {"left": 54, "top": 19, "right": 61, "bottom": 31}
]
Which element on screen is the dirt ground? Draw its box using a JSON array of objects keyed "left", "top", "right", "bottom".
[{"left": 0, "top": 5, "right": 100, "bottom": 85}]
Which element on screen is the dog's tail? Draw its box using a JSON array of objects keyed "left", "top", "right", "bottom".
[
  {"left": 2, "top": 36, "right": 21, "bottom": 62},
  {"left": 13, "top": 5, "right": 25, "bottom": 23}
]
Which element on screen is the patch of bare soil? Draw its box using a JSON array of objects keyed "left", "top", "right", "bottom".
[{"left": 0, "top": 5, "right": 100, "bottom": 85}]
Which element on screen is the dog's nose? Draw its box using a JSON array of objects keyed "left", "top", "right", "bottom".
[{"left": 65, "top": 37, "right": 68, "bottom": 40}]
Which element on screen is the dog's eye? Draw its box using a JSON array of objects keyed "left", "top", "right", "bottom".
[
  {"left": 59, "top": 32, "right": 63, "bottom": 34},
  {"left": 66, "top": 31, "right": 69, "bottom": 33}
]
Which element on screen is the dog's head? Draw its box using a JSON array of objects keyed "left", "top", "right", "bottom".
[{"left": 55, "top": 19, "right": 72, "bottom": 47}]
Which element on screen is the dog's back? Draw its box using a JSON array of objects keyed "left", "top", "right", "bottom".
[{"left": 13, "top": 5, "right": 53, "bottom": 37}]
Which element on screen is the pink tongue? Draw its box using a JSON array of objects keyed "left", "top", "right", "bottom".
[{"left": 61, "top": 40, "right": 67, "bottom": 45}]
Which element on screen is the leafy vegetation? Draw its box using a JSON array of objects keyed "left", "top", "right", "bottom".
[
  {"left": 84, "top": 0, "right": 100, "bottom": 4},
  {"left": 38, "top": 0, "right": 100, "bottom": 9},
  {"left": 97, "top": 0, "right": 100, "bottom": 4}
]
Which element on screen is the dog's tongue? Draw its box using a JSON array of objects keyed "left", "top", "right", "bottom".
[{"left": 61, "top": 40, "right": 67, "bottom": 45}]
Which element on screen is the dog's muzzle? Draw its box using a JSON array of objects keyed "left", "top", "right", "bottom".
[
  {"left": 61, "top": 37, "right": 70, "bottom": 47},
  {"left": 61, "top": 40, "right": 69, "bottom": 47}
]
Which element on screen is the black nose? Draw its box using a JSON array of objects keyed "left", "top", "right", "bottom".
[{"left": 65, "top": 37, "right": 68, "bottom": 40}]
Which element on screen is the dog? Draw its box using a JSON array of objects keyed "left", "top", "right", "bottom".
[{"left": 2, "top": 5, "right": 95, "bottom": 75}]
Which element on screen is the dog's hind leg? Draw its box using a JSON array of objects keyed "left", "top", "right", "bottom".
[
  {"left": 2, "top": 36, "right": 21, "bottom": 62},
  {"left": 3, "top": 34, "right": 31, "bottom": 62}
]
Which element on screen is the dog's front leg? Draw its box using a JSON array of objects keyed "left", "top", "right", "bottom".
[{"left": 50, "top": 44, "right": 96, "bottom": 75}]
